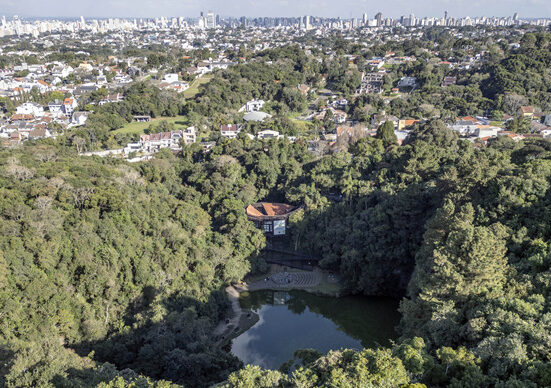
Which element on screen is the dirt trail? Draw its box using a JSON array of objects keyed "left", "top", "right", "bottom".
[{"left": 213, "top": 286, "right": 245, "bottom": 339}]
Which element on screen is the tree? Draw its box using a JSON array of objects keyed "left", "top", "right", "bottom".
[
  {"left": 376, "top": 120, "right": 397, "bottom": 147},
  {"left": 505, "top": 116, "right": 532, "bottom": 133}
]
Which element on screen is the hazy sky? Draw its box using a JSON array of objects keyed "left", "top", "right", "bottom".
[{"left": 1, "top": 0, "right": 550, "bottom": 19}]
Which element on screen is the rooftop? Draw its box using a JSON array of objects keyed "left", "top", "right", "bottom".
[{"left": 246, "top": 202, "right": 300, "bottom": 219}]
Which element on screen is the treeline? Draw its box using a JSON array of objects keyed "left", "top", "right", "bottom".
[{"left": 223, "top": 336, "right": 551, "bottom": 387}]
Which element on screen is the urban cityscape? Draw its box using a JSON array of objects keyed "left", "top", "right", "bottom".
[
  {"left": 2, "top": 1, "right": 551, "bottom": 387},
  {"left": 1, "top": 11, "right": 550, "bottom": 37}
]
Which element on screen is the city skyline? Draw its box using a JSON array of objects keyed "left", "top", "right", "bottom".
[{"left": 1, "top": 0, "right": 550, "bottom": 19}]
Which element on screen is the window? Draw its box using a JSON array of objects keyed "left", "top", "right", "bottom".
[
  {"left": 263, "top": 221, "right": 273, "bottom": 233},
  {"left": 273, "top": 220, "right": 286, "bottom": 235}
]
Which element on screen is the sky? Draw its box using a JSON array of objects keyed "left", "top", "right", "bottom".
[{"left": 1, "top": 0, "right": 550, "bottom": 19}]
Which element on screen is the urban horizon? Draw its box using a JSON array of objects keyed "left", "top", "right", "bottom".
[
  {"left": 1, "top": 10, "right": 550, "bottom": 38},
  {"left": 4, "top": 12, "right": 551, "bottom": 21}
]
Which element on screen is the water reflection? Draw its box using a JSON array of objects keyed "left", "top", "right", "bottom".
[{"left": 231, "top": 290, "right": 400, "bottom": 370}]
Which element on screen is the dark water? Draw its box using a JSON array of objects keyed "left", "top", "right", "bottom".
[{"left": 231, "top": 290, "right": 400, "bottom": 369}]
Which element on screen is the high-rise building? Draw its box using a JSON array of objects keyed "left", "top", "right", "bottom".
[
  {"left": 198, "top": 12, "right": 206, "bottom": 29},
  {"left": 206, "top": 11, "right": 216, "bottom": 28},
  {"left": 375, "top": 12, "right": 382, "bottom": 26}
]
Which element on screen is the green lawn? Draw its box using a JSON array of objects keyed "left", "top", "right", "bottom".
[
  {"left": 112, "top": 115, "right": 189, "bottom": 136},
  {"left": 292, "top": 119, "right": 315, "bottom": 133},
  {"left": 183, "top": 74, "right": 213, "bottom": 99}
]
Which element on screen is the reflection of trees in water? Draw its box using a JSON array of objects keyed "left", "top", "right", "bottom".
[
  {"left": 273, "top": 291, "right": 291, "bottom": 305},
  {"left": 287, "top": 291, "right": 400, "bottom": 348},
  {"left": 286, "top": 293, "right": 307, "bottom": 314},
  {"left": 239, "top": 291, "right": 269, "bottom": 310},
  {"left": 241, "top": 290, "right": 400, "bottom": 348}
]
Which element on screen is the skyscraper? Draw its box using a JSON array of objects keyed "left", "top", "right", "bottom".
[
  {"left": 375, "top": 12, "right": 382, "bottom": 27},
  {"left": 206, "top": 11, "right": 216, "bottom": 28}
]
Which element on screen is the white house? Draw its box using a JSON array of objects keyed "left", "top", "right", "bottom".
[
  {"left": 474, "top": 126, "right": 499, "bottom": 138},
  {"left": 245, "top": 99, "right": 265, "bottom": 112},
  {"left": 48, "top": 99, "right": 64, "bottom": 115},
  {"left": 220, "top": 124, "right": 241, "bottom": 139},
  {"left": 257, "top": 129, "right": 283, "bottom": 139},
  {"left": 99, "top": 93, "right": 124, "bottom": 105},
  {"left": 113, "top": 74, "right": 132, "bottom": 84},
  {"left": 397, "top": 76, "right": 417, "bottom": 89},
  {"left": 72, "top": 111, "right": 89, "bottom": 126},
  {"left": 182, "top": 126, "right": 197, "bottom": 144},
  {"left": 139, "top": 130, "right": 187, "bottom": 153},
  {"left": 51, "top": 65, "right": 74, "bottom": 78},
  {"left": 332, "top": 98, "right": 348, "bottom": 109},
  {"left": 63, "top": 98, "right": 78, "bottom": 116},
  {"left": 163, "top": 73, "right": 179, "bottom": 83},
  {"left": 16, "top": 102, "right": 44, "bottom": 118},
  {"left": 124, "top": 142, "right": 142, "bottom": 155}
]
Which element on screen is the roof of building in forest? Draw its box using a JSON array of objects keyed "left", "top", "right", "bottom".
[{"left": 246, "top": 202, "right": 301, "bottom": 220}]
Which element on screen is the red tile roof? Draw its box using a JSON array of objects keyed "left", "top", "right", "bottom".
[
  {"left": 220, "top": 124, "right": 239, "bottom": 132},
  {"left": 520, "top": 106, "right": 535, "bottom": 114},
  {"left": 246, "top": 203, "right": 299, "bottom": 219}
]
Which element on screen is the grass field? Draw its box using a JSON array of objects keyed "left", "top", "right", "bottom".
[
  {"left": 112, "top": 115, "right": 189, "bottom": 136},
  {"left": 183, "top": 74, "right": 213, "bottom": 99},
  {"left": 292, "top": 119, "right": 315, "bottom": 133}
]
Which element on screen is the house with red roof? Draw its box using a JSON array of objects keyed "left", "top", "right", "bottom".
[
  {"left": 246, "top": 202, "right": 302, "bottom": 235},
  {"left": 519, "top": 106, "right": 535, "bottom": 118}
]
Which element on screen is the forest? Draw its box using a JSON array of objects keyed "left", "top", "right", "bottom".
[{"left": 2, "top": 120, "right": 551, "bottom": 387}]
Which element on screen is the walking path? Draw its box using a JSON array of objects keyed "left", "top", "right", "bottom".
[{"left": 213, "top": 286, "right": 243, "bottom": 339}]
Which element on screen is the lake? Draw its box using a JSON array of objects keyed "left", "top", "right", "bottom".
[{"left": 231, "top": 290, "right": 401, "bottom": 370}]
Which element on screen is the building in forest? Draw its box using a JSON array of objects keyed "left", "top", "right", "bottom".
[{"left": 246, "top": 202, "right": 301, "bottom": 236}]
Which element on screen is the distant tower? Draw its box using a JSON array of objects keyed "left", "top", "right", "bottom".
[
  {"left": 445, "top": 11, "right": 448, "bottom": 20},
  {"left": 206, "top": 11, "right": 216, "bottom": 28},
  {"left": 375, "top": 12, "right": 382, "bottom": 26},
  {"left": 513, "top": 12, "right": 519, "bottom": 21}
]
